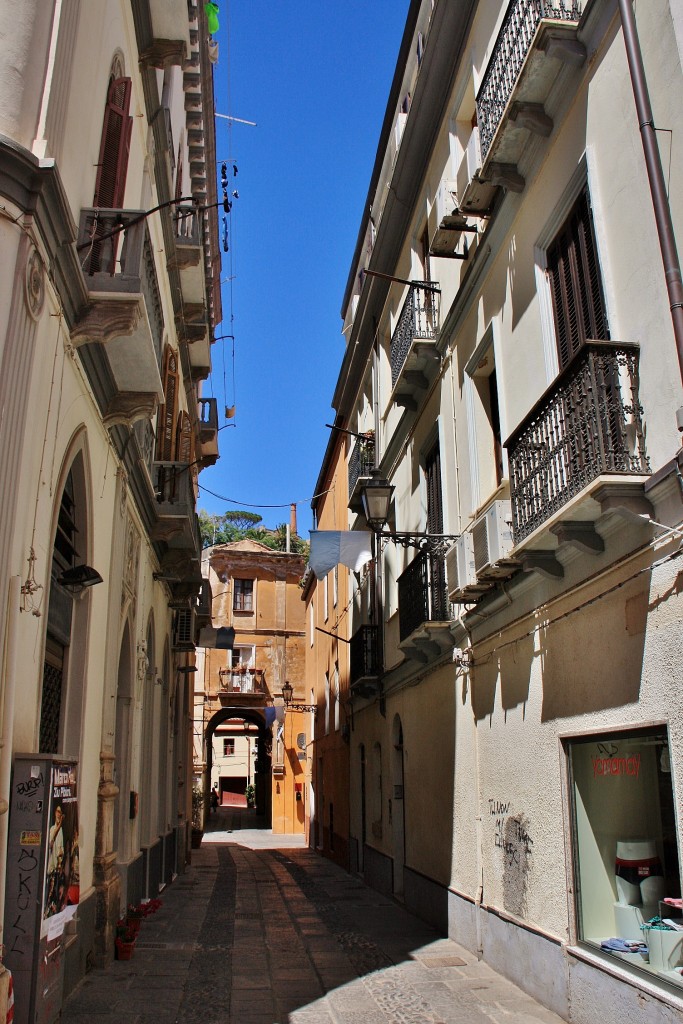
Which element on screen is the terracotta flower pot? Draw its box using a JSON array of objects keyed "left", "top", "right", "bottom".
[{"left": 115, "top": 938, "right": 135, "bottom": 961}]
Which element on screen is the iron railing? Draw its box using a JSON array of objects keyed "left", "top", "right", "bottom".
[
  {"left": 390, "top": 284, "right": 441, "bottom": 388},
  {"left": 350, "top": 625, "right": 379, "bottom": 684},
  {"left": 348, "top": 434, "right": 375, "bottom": 498},
  {"left": 397, "top": 552, "right": 450, "bottom": 642},
  {"left": 476, "top": 0, "right": 583, "bottom": 163},
  {"left": 506, "top": 342, "right": 649, "bottom": 542}
]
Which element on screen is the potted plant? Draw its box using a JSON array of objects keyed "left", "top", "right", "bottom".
[
  {"left": 115, "top": 919, "right": 137, "bottom": 960},
  {"left": 191, "top": 783, "right": 205, "bottom": 848},
  {"left": 245, "top": 783, "right": 255, "bottom": 808}
]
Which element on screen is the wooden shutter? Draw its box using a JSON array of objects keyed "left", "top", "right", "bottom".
[
  {"left": 547, "top": 186, "right": 609, "bottom": 370},
  {"left": 175, "top": 143, "right": 183, "bottom": 201},
  {"left": 157, "top": 348, "right": 179, "bottom": 461},
  {"left": 94, "top": 77, "right": 133, "bottom": 208},
  {"left": 425, "top": 442, "right": 443, "bottom": 534},
  {"left": 176, "top": 411, "right": 192, "bottom": 463}
]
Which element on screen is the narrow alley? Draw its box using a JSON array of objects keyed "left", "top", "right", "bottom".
[{"left": 60, "top": 808, "right": 564, "bottom": 1024}]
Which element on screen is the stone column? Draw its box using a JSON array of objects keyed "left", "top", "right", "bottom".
[{"left": 92, "top": 751, "right": 120, "bottom": 967}]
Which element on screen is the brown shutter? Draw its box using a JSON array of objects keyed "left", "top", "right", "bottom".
[
  {"left": 157, "top": 348, "right": 179, "bottom": 461},
  {"left": 547, "top": 186, "right": 609, "bottom": 370},
  {"left": 176, "top": 411, "right": 192, "bottom": 463},
  {"left": 175, "top": 143, "right": 183, "bottom": 201},
  {"left": 94, "top": 77, "right": 133, "bottom": 208}
]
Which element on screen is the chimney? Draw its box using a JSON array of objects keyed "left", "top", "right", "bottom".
[{"left": 290, "top": 503, "right": 297, "bottom": 537}]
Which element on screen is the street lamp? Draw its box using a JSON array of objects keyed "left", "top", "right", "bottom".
[
  {"left": 281, "top": 681, "right": 317, "bottom": 716},
  {"left": 360, "top": 469, "right": 459, "bottom": 554}
]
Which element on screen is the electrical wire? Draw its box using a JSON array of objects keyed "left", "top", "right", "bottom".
[{"left": 198, "top": 483, "right": 333, "bottom": 509}]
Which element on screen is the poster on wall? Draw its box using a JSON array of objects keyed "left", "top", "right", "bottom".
[{"left": 42, "top": 761, "right": 79, "bottom": 939}]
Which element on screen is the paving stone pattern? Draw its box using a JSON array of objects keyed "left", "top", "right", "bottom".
[{"left": 61, "top": 821, "right": 566, "bottom": 1024}]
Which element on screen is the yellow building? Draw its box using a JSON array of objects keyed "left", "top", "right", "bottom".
[
  {"left": 195, "top": 539, "right": 309, "bottom": 833},
  {"left": 302, "top": 422, "right": 354, "bottom": 867}
]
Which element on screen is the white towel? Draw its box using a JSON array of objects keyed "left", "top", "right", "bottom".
[{"left": 309, "top": 531, "right": 373, "bottom": 579}]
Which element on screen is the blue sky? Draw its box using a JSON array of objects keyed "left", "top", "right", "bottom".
[{"left": 198, "top": 1, "right": 411, "bottom": 537}]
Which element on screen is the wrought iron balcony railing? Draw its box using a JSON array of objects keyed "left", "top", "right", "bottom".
[
  {"left": 506, "top": 341, "right": 649, "bottom": 542},
  {"left": 476, "top": 0, "right": 583, "bottom": 164},
  {"left": 390, "top": 284, "right": 441, "bottom": 388},
  {"left": 397, "top": 552, "right": 450, "bottom": 642},
  {"left": 350, "top": 625, "right": 379, "bottom": 684},
  {"left": 348, "top": 435, "right": 375, "bottom": 501}
]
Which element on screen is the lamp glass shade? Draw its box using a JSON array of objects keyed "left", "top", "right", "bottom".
[
  {"left": 361, "top": 473, "right": 394, "bottom": 531},
  {"left": 58, "top": 564, "right": 103, "bottom": 591},
  {"left": 281, "top": 681, "right": 293, "bottom": 705}
]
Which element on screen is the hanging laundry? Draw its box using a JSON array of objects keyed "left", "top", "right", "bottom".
[
  {"left": 205, "top": 3, "right": 219, "bottom": 35},
  {"left": 309, "top": 530, "right": 373, "bottom": 579}
]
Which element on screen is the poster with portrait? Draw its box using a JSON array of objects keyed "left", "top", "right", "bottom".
[{"left": 42, "top": 761, "right": 79, "bottom": 938}]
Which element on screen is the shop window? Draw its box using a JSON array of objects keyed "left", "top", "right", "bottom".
[{"left": 568, "top": 727, "right": 682, "bottom": 983}]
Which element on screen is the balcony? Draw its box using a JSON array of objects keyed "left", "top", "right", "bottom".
[
  {"left": 72, "top": 209, "right": 164, "bottom": 425},
  {"left": 136, "top": 0, "right": 191, "bottom": 68},
  {"left": 397, "top": 552, "right": 453, "bottom": 660},
  {"left": 218, "top": 668, "right": 266, "bottom": 696},
  {"left": 348, "top": 434, "right": 375, "bottom": 512},
  {"left": 198, "top": 397, "right": 219, "bottom": 467},
  {"left": 390, "top": 285, "right": 441, "bottom": 411},
  {"left": 350, "top": 625, "right": 380, "bottom": 698},
  {"left": 151, "top": 461, "right": 201, "bottom": 564},
  {"left": 506, "top": 341, "right": 650, "bottom": 562},
  {"left": 475, "top": 0, "right": 585, "bottom": 191}
]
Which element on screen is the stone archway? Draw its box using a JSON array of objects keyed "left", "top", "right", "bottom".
[{"left": 205, "top": 707, "right": 272, "bottom": 826}]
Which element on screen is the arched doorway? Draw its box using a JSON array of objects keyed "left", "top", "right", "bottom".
[
  {"left": 114, "top": 619, "right": 134, "bottom": 877},
  {"left": 204, "top": 707, "right": 271, "bottom": 826}
]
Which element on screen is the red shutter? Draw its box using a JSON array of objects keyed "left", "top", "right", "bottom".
[{"left": 94, "top": 77, "right": 133, "bottom": 208}]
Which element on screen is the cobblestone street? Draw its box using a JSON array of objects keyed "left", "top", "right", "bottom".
[{"left": 61, "top": 810, "right": 565, "bottom": 1024}]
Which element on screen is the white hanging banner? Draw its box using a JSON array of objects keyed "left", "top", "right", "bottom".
[{"left": 309, "top": 530, "right": 373, "bottom": 579}]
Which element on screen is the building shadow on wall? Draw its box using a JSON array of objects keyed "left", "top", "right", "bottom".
[{"left": 539, "top": 574, "right": 650, "bottom": 722}]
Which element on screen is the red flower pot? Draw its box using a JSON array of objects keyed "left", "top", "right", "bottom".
[{"left": 115, "top": 938, "right": 135, "bottom": 961}]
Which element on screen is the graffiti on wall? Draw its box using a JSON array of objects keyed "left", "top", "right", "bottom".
[{"left": 488, "top": 798, "right": 534, "bottom": 918}]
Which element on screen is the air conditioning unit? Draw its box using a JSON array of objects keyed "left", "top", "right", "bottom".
[
  {"left": 446, "top": 533, "right": 477, "bottom": 599},
  {"left": 457, "top": 126, "right": 497, "bottom": 215},
  {"left": 471, "top": 501, "right": 514, "bottom": 575},
  {"left": 173, "top": 608, "right": 196, "bottom": 651},
  {"left": 428, "top": 179, "right": 468, "bottom": 255}
]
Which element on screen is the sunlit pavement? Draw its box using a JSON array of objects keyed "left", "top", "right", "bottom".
[{"left": 61, "top": 807, "right": 564, "bottom": 1024}]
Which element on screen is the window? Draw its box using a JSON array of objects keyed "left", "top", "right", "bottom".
[
  {"left": 568, "top": 726, "right": 681, "bottom": 983},
  {"left": 223, "top": 738, "right": 235, "bottom": 757},
  {"left": 333, "top": 566, "right": 338, "bottom": 608},
  {"left": 333, "top": 662, "right": 340, "bottom": 732},
  {"left": 465, "top": 327, "right": 505, "bottom": 504},
  {"left": 324, "top": 574, "right": 329, "bottom": 622},
  {"left": 547, "top": 185, "right": 609, "bottom": 370},
  {"left": 324, "top": 672, "right": 330, "bottom": 736},
  {"left": 233, "top": 579, "right": 253, "bottom": 612},
  {"left": 157, "top": 347, "right": 179, "bottom": 461},
  {"left": 94, "top": 75, "right": 133, "bottom": 208}
]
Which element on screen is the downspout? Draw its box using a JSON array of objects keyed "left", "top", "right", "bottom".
[
  {"left": 617, "top": 0, "right": 683, "bottom": 432},
  {"left": 0, "top": 577, "right": 21, "bottom": 932},
  {"left": 372, "top": 324, "right": 386, "bottom": 716}
]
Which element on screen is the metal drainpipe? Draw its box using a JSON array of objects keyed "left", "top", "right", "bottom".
[{"left": 617, "top": 0, "right": 683, "bottom": 432}]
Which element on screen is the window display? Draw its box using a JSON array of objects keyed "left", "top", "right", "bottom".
[{"left": 568, "top": 727, "right": 682, "bottom": 986}]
